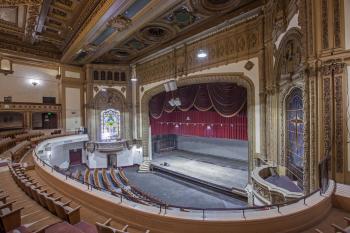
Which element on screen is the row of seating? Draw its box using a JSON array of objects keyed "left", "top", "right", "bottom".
[
  {"left": 118, "top": 169, "right": 129, "bottom": 186},
  {"left": 315, "top": 217, "right": 350, "bottom": 232},
  {"left": 0, "top": 138, "right": 16, "bottom": 154},
  {"left": 12, "top": 164, "right": 151, "bottom": 233},
  {"left": 0, "top": 140, "right": 31, "bottom": 162},
  {"left": 0, "top": 188, "right": 24, "bottom": 232},
  {"left": 114, "top": 168, "right": 164, "bottom": 206},
  {"left": 9, "top": 165, "right": 81, "bottom": 225},
  {"left": 15, "top": 132, "right": 44, "bottom": 143},
  {"left": 0, "top": 130, "right": 26, "bottom": 139}
]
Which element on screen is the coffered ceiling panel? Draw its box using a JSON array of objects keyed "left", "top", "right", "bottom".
[
  {"left": 88, "top": 0, "right": 262, "bottom": 64},
  {"left": 0, "top": 0, "right": 263, "bottom": 64},
  {"left": 0, "top": 0, "right": 103, "bottom": 60}
]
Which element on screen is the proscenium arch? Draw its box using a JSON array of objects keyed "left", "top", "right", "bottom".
[
  {"left": 89, "top": 88, "right": 127, "bottom": 141},
  {"left": 140, "top": 73, "right": 256, "bottom": 180}
]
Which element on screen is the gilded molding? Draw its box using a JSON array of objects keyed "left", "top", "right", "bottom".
[{"left": 137, "top": 18, "right": 263, "bottom": 85}]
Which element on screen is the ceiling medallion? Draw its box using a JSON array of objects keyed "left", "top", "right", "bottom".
[
  {"left": 166, "top": 6, "right": 197, "bottom": 29},
  {"left": 109, "top": 48, "right": 130, "bottom": 59},
  {"left": 190, "top": 0, "right": 241, "bottom": 15},
  {"left": 108, "top": 15, "right": 131, "bottom": 32},
  {"left": 125, "top": 38, "right": 148, "bottom": 51},
  {"left": 139, "top": 25, "right": 173, "bottom": 42}
]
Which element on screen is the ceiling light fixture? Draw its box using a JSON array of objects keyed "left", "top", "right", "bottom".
[{"left": 197, "top": 50, "right": 207, "bottom": 58}]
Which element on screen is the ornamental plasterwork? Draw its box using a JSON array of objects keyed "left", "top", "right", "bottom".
[
  {"left": 0, "top": 102, "right": 61, "bottom": 111},
  {"left": 0, "top": 0, "right": 106, "bottom": 60},
  {"left": 93, "top": 0, "right": 262, "bottom": 64},
  {"left": 107, "top": 15, "right": 131, "bottom": 32},
  {"left": 136, "top": 17, "right": 263, "bottom": 85}
]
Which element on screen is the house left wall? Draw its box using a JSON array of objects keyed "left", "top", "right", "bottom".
[{"left": 0, "top": 59, "right": 85, "bottom": 131}]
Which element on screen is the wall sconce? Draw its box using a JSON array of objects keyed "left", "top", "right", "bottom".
[
  {"left": 0, "top": 58, "right": 14, "bottom": 75},
  {"left": 29, "top": 79, "right": 40, "bottom": 87}
]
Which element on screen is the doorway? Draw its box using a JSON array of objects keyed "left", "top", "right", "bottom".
[{"left": 69, "top": 149, "right": 82, "bottom": 166}]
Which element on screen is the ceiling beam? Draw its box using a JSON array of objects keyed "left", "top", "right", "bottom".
[{"left": 36, "top": 0, "right": 53, "bottom": 33}]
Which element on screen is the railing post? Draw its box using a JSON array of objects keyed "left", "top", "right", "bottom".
[
  {"left": 159, "top": 205, "right": 162, "bottom": 214},
  {"left": 303, "top": 197, "right": 306, "bottom": 205},
  {"left": 243, "top": 209, "right": 246, "bottom": 219},
  {"left": 202, "top": 210, "right": 205, "bottom": 220},
  {"left": 277, "top": 205, "right": 280, "bottom": 213},
  {"left": 120, "top": 195, "right": 123, "bottom": 203}
]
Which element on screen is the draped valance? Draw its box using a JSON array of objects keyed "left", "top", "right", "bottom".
[{"left": 149, "top": 83, "right": 247, "bottom": 119}]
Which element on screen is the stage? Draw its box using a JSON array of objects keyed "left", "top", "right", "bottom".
[{"left": 151, "top": 150, "right": 248, "bottom": 196}]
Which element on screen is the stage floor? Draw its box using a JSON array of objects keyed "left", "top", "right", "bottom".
[{"left": 152, "top": 150, "right": 248, "bottom": 193}]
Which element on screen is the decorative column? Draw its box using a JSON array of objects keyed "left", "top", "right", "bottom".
[
  {"left": 320, "top": 59, "right": 346, "bottom": 183},
  {"left": 131, "top": 66, "right": 138, "bottom": 139},
  {"left": 263, "top": 0, "right": 278, "bottom": 163}
]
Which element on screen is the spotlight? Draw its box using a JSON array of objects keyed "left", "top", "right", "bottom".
[
  {"left": 131, "top": 77, "right": 137, "bottom": 82},
  {"left": 168, "top": 97, "right": 181, "bottom": 107},
  {"left": 164, "top": 80, "right": 177, "bottom": 92},
  {"left": 197, "top": 50, "right": 207, "bottom": 58}
]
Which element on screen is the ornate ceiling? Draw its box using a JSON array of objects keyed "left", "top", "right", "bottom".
[
  {"left": 0, "top": 0, "right": 103, "bottom": 60},
  {"left": 0, "top": 0, "right": 263, "bottom": 65}
]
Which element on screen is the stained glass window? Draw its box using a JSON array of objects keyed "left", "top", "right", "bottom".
[
  {"left": 286, "top": 88, "right": 304, "bottom": 188},
  {"left": 101, "top": 109, "right": 120, "bottom": 141}
]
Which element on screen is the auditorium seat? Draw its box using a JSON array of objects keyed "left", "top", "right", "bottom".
[
  {"left": 53, "top": 200, "right": 81, "bottom": 224},
  {"left": 45, "top": 195, "right": 64, "bottom": 215},
  {"left": 96, "top": 218, "right": 129, "bottom": 233},
  {"left": 331, "top": 217, "right": 350, "bottom": 232},
  {"left": 0, "top": 202, "right": 23, "bottom": 232}
]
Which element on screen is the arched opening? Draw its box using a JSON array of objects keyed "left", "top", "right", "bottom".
[
  {"left": 139, "top": 73, "right": 255, "bottom": 204},
  {"left": 88, "top": 88, "right": 126, "bottom": 141},
  {"left": 285, "top": 87, "right": 304, "bottom": 189},
  {"left": 100, "top": 109, "right": 121, "bottom": 141}
]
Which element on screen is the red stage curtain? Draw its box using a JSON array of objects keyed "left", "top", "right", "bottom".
[
  {"left": 149, "top": 92, "right": 165, "bottom": 119},
  {"left": 149, "top": 83, "right": 246, "bottom": 118},
  {"left": 194, "top": 84, "right": 212, "bottom": 111},
  {"left": 150, "top": 109, "right": 248, "bottom": 140},
  {"left": 178, "top": 85, "right": 198, "bottom": 111},
  {"left": 149, "top": 82, "right": 248, "bottom": 140},
  {"left": 207, "top": 83, "right": 247, "bottom": 117}
]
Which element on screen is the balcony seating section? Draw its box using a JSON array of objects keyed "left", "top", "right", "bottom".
[
  {"left": 0, "top": 130, "right": 26, "bottom": 140},
  {"left": 0, "top": 138, "right": 16, "bottom": 154},
  {"left": 7, "top": 163, "right": 151, "bottom": 233},
  {"left": 0, "top": 166, "right": 62, "bottom": 232},
  {"left": 9, "top": 165, "right": 82, "bottom": 225},
  {"left": 15, "top": 132, "right": 44, "bottom": 143}
]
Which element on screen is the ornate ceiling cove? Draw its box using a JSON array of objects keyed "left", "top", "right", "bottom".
[
  {"left": 0, "top": 0, "right": 103, "bottom": 60},
  {"left": 92, "top": 0, "right": 261, "bottom": 64}
]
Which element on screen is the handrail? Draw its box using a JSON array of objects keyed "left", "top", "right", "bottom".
[{"left": 32, "top": 142, "right": 331, "bottom": 218}]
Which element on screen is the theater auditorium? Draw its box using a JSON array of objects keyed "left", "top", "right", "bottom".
[{"left": 0, "top": 0, "right": 349, "bottom": 232}]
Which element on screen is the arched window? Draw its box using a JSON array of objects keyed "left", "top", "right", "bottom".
[
  {"left": 286, "top": 88, "right": 304, "bottom": 188},
  {"left": 101, "top": 109, "right": 120, "bottom": 141}
]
